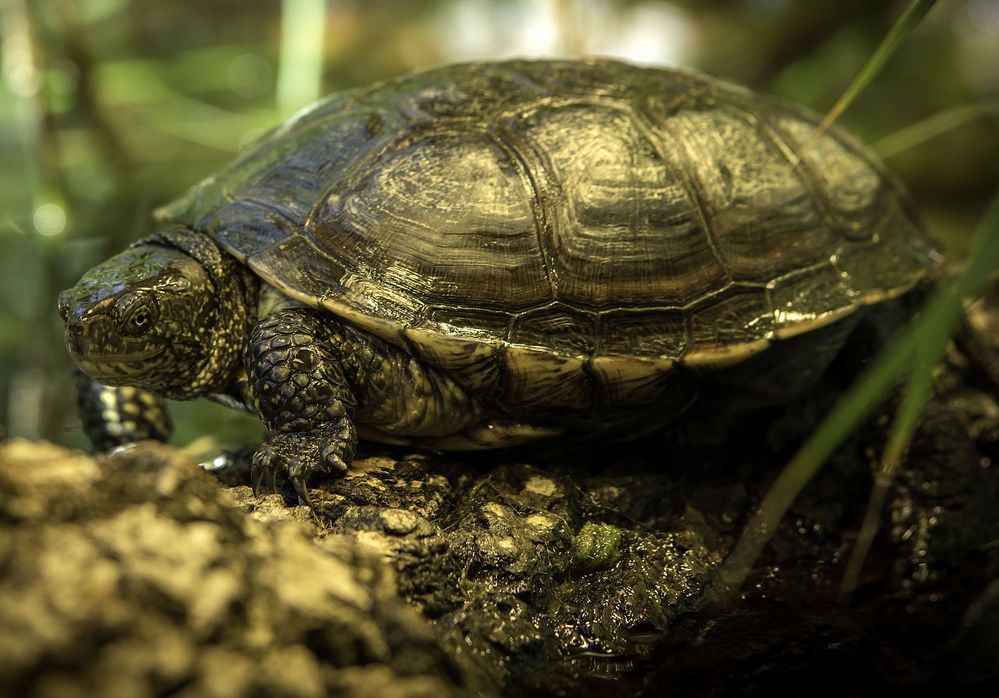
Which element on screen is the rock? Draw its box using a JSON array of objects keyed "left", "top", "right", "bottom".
[
  {"left": 0, "top": 440, "right": 475, "bottom": 698},
  {"left": 2, "top": 297, "right": 998, "bottom": 694}
]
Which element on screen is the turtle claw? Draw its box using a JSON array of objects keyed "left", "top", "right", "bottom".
[
  {"left": 251, "top": 462, "right": 266, "bottom": 494},
  {"left": 250, "top": 460, "right": 279, "bottom": 496},
  {"left": 291, "top": 475, "right": 313, "bottom": 507},
  {"left": 319, "top": 442, "right": 350, "bottom": 475},
  {"left": 249, "top": 428, "right": 354, "bottom": 505}
]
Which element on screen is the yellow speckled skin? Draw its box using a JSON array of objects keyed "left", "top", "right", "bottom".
[{"left": 74, "top": 371, "right": 172, "bottom": 450}]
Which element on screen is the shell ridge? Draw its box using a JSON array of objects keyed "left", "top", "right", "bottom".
[
  {"left": 638, "top": 109, "right": 731, "bottom": 282},
  {"left": 758, "top": 113, "right": 855, "bottom": 254},
  {"left": 487, "top": 123, "right": 560, "bottom": 304}
]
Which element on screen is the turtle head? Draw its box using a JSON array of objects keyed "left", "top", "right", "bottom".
[{"left": 59, "top": 229, "right": 257, "bottom": 399}]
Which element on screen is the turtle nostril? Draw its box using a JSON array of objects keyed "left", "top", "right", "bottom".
[{"left": 58, "top": 290, "right": 72, "bottom": 322}]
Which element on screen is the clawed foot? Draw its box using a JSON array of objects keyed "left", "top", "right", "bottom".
[{"left": 250, "top": 428, "right": 354, "bottom": 506}]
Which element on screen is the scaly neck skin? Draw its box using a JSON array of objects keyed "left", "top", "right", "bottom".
[{"left": 136, "top": 228, "right": 260, "bottom": 399}]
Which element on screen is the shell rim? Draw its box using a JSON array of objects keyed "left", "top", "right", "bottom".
[{"left": 240, "top": 238, "right": 932, "bottom": 371}]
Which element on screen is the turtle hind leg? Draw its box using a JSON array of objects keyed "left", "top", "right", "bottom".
[{"left": 75, "top": 369, "right": 173, "bottom": 451}]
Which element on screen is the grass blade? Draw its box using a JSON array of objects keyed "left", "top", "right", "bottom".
[
  {"left": 794, "top": 0, "right": 938, "bottom": 162},
  {"left": 817, "top": 0, "right": 936, "bottom": 134},
  {"left": 838, "top": 325, "right": 942, "bottom": 600},
  {"left": 276, "top": 0, "right": 326, "bottom": 116},
  {"left": 874, "top": 102, "right": 999, "bottom": 159},
  {"left": 714, "top": 188, "right": 999, "bottom": 602}
]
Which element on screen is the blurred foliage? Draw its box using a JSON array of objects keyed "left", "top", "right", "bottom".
[{"left": 0, "top": 0, "right": 996, "bottom": 449}]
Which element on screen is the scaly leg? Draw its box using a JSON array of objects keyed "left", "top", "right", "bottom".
[
  {"left": 75, "top": 369, "right": 173, "bottom": 450},
  {"left": 244, "top": 308, "right": 485, "bottom": 503},
  {"left": 244, "top": 309, "right": 358, "bottom": 503}
]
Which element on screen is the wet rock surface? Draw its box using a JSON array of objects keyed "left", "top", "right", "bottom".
[
  {"left": 0, "top": 442, "right": 473, "bottom": 698},
  {"left": 2, "top": 300, "right": 998, "bottom": 696}
]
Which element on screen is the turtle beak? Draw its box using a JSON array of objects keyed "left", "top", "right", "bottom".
[
  {"left": 59, "top": 289, "right": 86, "bottom": 356},
  {"left": 58, "top": 289, "right": 72, "bottom": 322}
]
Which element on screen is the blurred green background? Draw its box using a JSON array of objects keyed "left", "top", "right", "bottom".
[{"left": 1, "top": 0, "right": 996, "bottom": 450}]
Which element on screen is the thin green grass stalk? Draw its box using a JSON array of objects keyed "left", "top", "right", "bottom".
[
  {"left": 838, "top": 331, "right": 940, "bottom": 600},
  {"left": 714, "top": 190, "right": 999, "bottom": 602},
  {"left": 874, "top": 102, "right": 999, "bottom": 159},
  {"left": 816, "top": 0, "right": 936, "bottom": 135},
  {"left": 793, "top": 0, "right": 937, "bottom": 163},
  {"left": 276, "top": 0, "right": 326, "bottom": 116}
]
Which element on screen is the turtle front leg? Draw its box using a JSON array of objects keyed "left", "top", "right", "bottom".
[
  {"left": 244, "top": 309, "right": 359, "bottom": 504},
  {"left": 75, "top": 369, "right": 173, "bottom": 450}
]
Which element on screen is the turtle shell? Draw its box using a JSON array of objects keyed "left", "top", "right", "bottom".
[{"left": 158, "top": 58, "right": 939, "bottom": 410}]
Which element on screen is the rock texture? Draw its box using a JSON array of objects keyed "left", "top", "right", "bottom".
[
  {"left": 1, "top": 299, "right": 998, "bottom": 696},
  {"left": 0, "top": 442, "right": 473, "bottom": 698}
]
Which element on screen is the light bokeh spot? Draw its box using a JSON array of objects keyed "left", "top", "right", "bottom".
[{"left": 33, "top": 203, "right": 67, "bottom": 237}]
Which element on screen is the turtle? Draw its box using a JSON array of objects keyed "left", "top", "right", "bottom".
[{"left": 59, "top": 58, "right": 940, "bottom": 503}]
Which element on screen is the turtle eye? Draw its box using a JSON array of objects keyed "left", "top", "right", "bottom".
[{"left": 116, "top": 293, "right": 159, "bottom": 336}]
